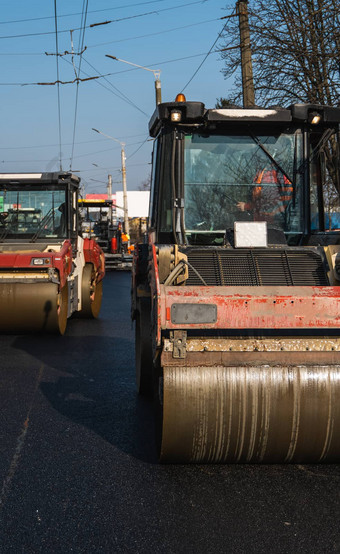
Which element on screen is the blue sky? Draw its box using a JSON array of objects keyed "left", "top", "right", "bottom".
[{"left": 0, "top": 0, "right": 236, "bottom": 194}]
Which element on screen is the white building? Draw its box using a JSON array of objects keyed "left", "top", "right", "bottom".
[{"left": 114, "top": 191, "right": 150, "bottom": 219}]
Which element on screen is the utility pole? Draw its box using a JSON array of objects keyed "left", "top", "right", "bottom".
[
  {"left": 237, "top": 0, "right": 255, "bottom": 108},
  {"left": 107, "top": 174, "right": 113, "bottom": 225},
  {"left": 121, "top": 145, "right": 129, "bottom": 236},
  {"left": 92, "top": 127, "right": 129, "bottom": 236}
]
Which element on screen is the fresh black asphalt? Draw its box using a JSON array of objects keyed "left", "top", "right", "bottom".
[{"left": 0, "top": 272, "right": 339, "bottom": 553}]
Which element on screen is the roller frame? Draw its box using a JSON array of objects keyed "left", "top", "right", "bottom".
[
  {"left": 132, "top": 100, "right": 340, "bottom": 463},
  {"left": 0, "top": 236, "right": 105, "bottom": 334},
  {"left": 142, "top": 242, "right": 340, "bottom": 463}
]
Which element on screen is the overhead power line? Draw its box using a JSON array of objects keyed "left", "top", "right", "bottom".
[
  {"left": 35, "top": 74, "right": 103, "bottom": 85},
  {"left": 0, "top": 0, "right": 207, "bottom": 40},
  {"left": 0, "top": 140, "right": 148, "bottom": 164},
  {"left": 0, "top": 16, "right": 221, "bottom": 56},
  {"left": 0, "top": 46, "right": 240, "bottom": 87},
  {"left": 181, "top": 12, "right": 238, "bottom": 92},
  {"left": 59, "top": 55, "right": 149, "bottom": 117},
  {"left": 0, "top": 134, "right": 146, "bottom": 150},
  {"left": 88, "top": 16, "right": 220, "bottom": 49},
  {"left": 0, "top": 0, "right": 168, "bottom": 25},
  {"left": 127, "top": 137, "right": 151, "bottom": 160},
  {"left": 69, "top": 0, "right": 89, "bottom": 170},
  {"left": 81, "top": 57, "right": 149, "bottom": 117},
  {"left": 76, "top": 162, "right": 150, "bottom": 173}
]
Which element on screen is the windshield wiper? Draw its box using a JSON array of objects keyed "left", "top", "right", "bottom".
[
  {"left": 30, "top": 208, "right": 54, "bottom": 242},
  {"left": 291, "top": 131, "right": 299, "bottom": 207},
  {"left": 249, "top": 132, "right": 294, "bottom": 185},
  {"left": 0, "top": 223, "right": 11, "bottom": 242},
  {"left": 298, "top": 128, "right": 334, "bottom": 173}
]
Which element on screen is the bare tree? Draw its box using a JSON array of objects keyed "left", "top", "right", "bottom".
[
  {"left": 215, "top": 97, "right": 240, "bottom": 108},
  {"left": 138, "top": 173, "right": 151, "bottom": 191},
  {"left": 220, "top": 0, "right": 340, "bottom": 197},
  {"left": 220, "top": 0, "right": 340, "bottom": 107}
]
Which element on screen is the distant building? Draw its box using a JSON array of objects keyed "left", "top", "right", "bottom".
[
  {"left": 85, "top": 194, "right": 108, "bottom": 200},
  {"left": 115, "top": 191, "right": 149, "bottom": 219},
  {"left": 85, "top": 190, "right": 150, "bottom": 220}
]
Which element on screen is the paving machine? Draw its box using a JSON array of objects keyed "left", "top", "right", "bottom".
[
  {"left": 132, "top": 96, "right": 340, "bottom": 463},
  {"left": 0, "top": 172, "right": 105, "bottom": 334}
]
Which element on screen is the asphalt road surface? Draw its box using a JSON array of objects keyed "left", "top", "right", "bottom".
[{"left": 0, "top": 272, "right": 339, "bottom": 553}]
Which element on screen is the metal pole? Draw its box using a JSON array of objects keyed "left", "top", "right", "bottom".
[
  {"left": 121, "top": 145, "right": 129, "bottom": 236},
  {"left": 155, "top": 76, "right": 162, "bottom": 105},
  {"left": 237, "top": 0, "right": 255, "bottom": 108},
  {"left": 107, "top": 174, "right": 113, "bottom": 225}
]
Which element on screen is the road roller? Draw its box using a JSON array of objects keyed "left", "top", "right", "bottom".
[
  {"left": 131, "top": 95, "right": 340, "bottom": 463},
  {"left": 0, "top": 172, "right": 105, "bottom": 334}
]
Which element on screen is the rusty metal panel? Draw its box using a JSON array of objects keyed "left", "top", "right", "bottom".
[
  {"left": 171, "top": 303, "right": 217, "bottom": 324},
  {"left": 149, "top": 242, "right": 162, "bottom": 346},
  {"left": 163, "top": 337, "right": 340, "bottom": 353},
  {"left": 161, "top": 349, "right": 340, "bottom": 367},
  {"left": 160, "top": 285, "right": 340, "bottom": 330}
]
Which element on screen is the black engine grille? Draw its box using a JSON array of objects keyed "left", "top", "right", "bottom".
[{"left": 184, "top": 248, "right": 328, "bottom": 286}]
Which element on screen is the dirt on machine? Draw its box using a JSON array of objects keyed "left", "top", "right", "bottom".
[
  {"left": 0, "top": 172, "right": 105, "bottom": 334},
  {"left": 131, "top": 95, "right": 340, "bottom": 463}
]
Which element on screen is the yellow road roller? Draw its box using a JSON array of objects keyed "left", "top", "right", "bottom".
[
  {"left": 132, "top": 96, "right": 340, "bottom": 463},
  {"left": 0, "top": 172, "right": 105, "bottom": 334}
]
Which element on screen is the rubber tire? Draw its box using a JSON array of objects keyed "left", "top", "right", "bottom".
[
  {"left": 135, "top": 297, "right": 153, "bottom": 396},
  {"left": 79, "top": 263, "right": 103, "bottom": 318}
]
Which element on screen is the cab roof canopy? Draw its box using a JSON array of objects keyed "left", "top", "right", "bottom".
[
  {"left": 149, "top": 101, "right": 340, "bottom": 137},
  {"left": 78, "top": 199, "right": 113, "bottom": 207},
  {"left": 0, "top": 172, "right": 80, "bottom": 186}
]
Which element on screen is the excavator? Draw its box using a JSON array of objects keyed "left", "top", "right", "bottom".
[
  {"left": 0, "top": 172, "right": 105, "bottom": 334},
  {"left": 132, "top": 95, "right": 340, "bottom": 463}
]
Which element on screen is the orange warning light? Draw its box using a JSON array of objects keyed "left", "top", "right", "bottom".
[{"left": 175, "top": 93, "right": 186, "bottom": 102}]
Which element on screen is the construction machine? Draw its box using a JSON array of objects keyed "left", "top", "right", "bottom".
[
  {"left": 79, "top": 198, "right": 133, "bottom": 270},
  {"left": 131, "top": 96, "right": 340, "bottom": 463},
  {"left": 0, "top": 172, "right": 105, "bottom": 334}
]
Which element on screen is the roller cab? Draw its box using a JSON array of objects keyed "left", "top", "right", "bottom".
[
  {"left": 132, "top": 98, "right": 340, "bottom": 463},
  {"left": 78, "top": 198, "right": 132, "bottom": 270},
  {"left": 0, "top": 172, "right": 105, "bottom": 334}
]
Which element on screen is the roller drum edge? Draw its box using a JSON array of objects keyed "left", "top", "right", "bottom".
[
  {"left": 77, "top": 263, "right": 103, "bottom": 319},
  {"left": 0, "top": 282, "right": 67, "bottom": 334},
  {"left": 159, "top": 365, "right": 340, "bottom": 463}
]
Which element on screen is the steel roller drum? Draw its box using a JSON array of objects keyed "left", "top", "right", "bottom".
[
  {"left": 0, "top": 282, "right": 68, "bottom": 334},
  {"left": 158, "top": 365, "right": 340, "bottom": 463}
]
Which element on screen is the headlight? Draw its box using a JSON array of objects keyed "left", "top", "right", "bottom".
[
  {"left": 170, "top": 109, "right": 182, "bottom": 122},
  {"left": 31, "top": 258, "right": 50, "bottom": 265},
  {"left": 308, "top": 111, "right": 322, "bottom": 125}
]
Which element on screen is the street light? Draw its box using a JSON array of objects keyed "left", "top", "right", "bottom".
[
  {"left": 92, "top": 128, "right": 129, "bottom": 236},
  {"left": 105, "top": 54, "right": 162, "bottom": 106}
]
